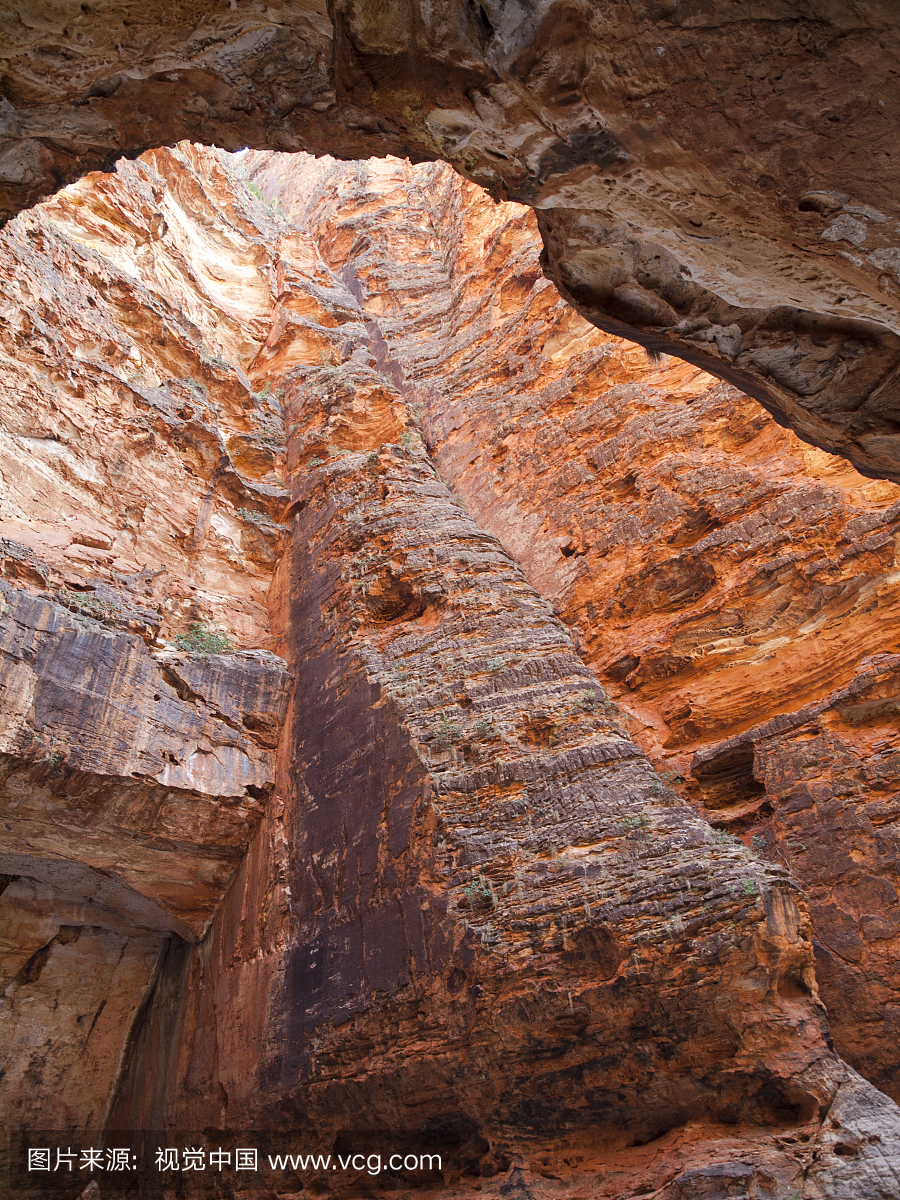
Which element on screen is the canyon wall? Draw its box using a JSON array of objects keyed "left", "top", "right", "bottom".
[
  {"left": 2, "top": 2, "right": 900, "bottom": 481},
  {"left": 2, "top": 146, "right": 900, "bottom": 1198},
  {"left": 263, "top": 154, "right": 900, "bottom": 1110},
  {"left": 0, "top": 144, "right": 296, "bottom": 1159}
]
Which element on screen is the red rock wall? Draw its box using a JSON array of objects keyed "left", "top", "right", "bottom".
[
  {"left": 3, "top": 147, "right": 900, "bottom": 1198},
  {"left": 0, "top": 145, "right": 295, "bottom": 1154},
  {"left": 269, "top": 152, "right": 900, "bottom": 1108}
]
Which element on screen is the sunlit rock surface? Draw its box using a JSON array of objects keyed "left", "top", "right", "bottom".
[
  {"left": 1, "top": 146, "right": 900, "bottom": 1197},
  {"left": 0, "top": 145, "right": 295, "bottom": 1159}
]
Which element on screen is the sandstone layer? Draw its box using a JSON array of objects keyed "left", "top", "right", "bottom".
[
  {"left": 329, "top": 167, "right": 900, "bottom": 1108},
  {"left": 253, "top": 152, "right": 900, "bottom": 1115},
  {"left": 0, "top": 144, "right": 296, "bottom": 1168},
  {"left": 2, "top": 146, "right": 900, "bottom": 1200},
  {"left": 2, "top": 3, "right": 900, "bottom": 481}
]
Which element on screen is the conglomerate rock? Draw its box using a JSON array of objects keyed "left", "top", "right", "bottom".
[
  {"left": 2, "top": 146, "right": 900, "bottom": 1198},
  {"left": 2, "top": 2, "right": 900, "bottom": 479}
]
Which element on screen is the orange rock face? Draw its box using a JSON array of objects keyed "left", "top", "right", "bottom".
[
  {"left": 338, "top": 171, "right": 900, "bottom": 1107},
  {"left": 3, "top": 147, "right": 900, "bottom": 1200},
  {"left": 3, "top": 3, "right": 900, "bottom": 483},
  {"left": 0, "top": 145, "right": 296, "bottom": 1154}
]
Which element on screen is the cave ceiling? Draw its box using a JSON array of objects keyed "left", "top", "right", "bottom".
[{"left": 1, "top": 1, "right": 900, "bottom": 478}]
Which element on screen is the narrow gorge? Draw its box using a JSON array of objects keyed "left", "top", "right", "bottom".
[{"left": 0, "top": 139, "right": 898, "bottom": 1198}]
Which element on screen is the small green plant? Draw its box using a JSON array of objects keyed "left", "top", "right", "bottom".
[
  {"left": 247, "top": 181, "right": 264, "bottom": 201},
  {"left": 463, "top": 877, "right": 494, "bottom": 909},
  {"left": 473, "top": 717, "right": 496, "bottom": 740},
  {"left": 237, "top": 507, "right": 271, "bottom": 525},
  {"left": 750, "top": 835, "right": 766, "bottom": 852},
  {"left": 576, "top": 688, "right": 599, "bottom": 711},
  {"left": 173, "top": 621, "right": 234, "bottom": 655},
  {"left": 60, "top": 590, "right": 124, "bottom": 627},
  {"left": 741, "top": 878, "right": 760, "bottom": 897},
  {"left": 433, "top": 714, "right": 463, "bottom": 750},
  {"left": 254, "top": 417, "right": 285, "bottom": 447},
  {"left": 486, "top": 657, "right": 507, "bottom": 672},
  {"left": 659, "top": 769, "right": 683, "bottom": 784},
  {"left": 619, "top": 813, "right": 648, "bottom": 834},
  {"left": 713, "top": 828, "right": 743, "bottom": 848}
]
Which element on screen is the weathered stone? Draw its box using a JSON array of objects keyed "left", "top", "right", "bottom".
[
  {"left": 301, "top": 150, "right": 899, "bottom": 1112},
  {"left": 2, "top": 3, "right": 900, "bottom": 477},
  {"left": 0, "top": 915, "right": 164, "bottom": 1130},
  {"left": 3, "top": 145, "right": 900, "bottom": 1198},
  {"left": 0, "top": 584, "right": 291, "bottom": 938}
]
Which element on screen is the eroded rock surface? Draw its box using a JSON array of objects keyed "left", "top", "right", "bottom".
[
  {"left": 0, "top": 584, "right": 291, "bottom": 938},
  {"left": 2, "top": 2, "right": 900, "bottom": 478},
  {"left": 314, "top": 161, "right": 900, "bottom": 1109},
  {"left": 0, "top": 145, "right": 295, "bottom": 1152},
  {"left": 2, "top": 147, "right": 900, "bottom": 1198},
  {"left": 271, "top": 152, "right": 900, "bottom": 1113}
]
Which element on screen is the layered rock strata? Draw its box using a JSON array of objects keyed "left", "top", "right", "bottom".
[
  {"left": 2, "top": 147, "right": 900, "bottom": 1198},
  {"left": 267, "top": 152, "right": 900, "bottom": 1116},
  {"left": 120, "top": 384, "right": 900, "bottom": 1197},
  {"left": 2, "top": 3, "right": 900, "bottom": 479},
  {"left": 0, "top": 144, "right": 295, "bottom": 1154}
]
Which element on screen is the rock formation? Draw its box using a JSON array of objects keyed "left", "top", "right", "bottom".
[
  {"left": 2, "top": 145, "right": 900, "bottom": 1198},
  {"left": 2, "top": 2, "right": 900, "bottom": 482},
  {"left": 0, "top": 143, "right": 296, "bottom": 1160}
]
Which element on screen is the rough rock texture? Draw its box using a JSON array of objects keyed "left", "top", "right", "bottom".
[
  {"left": 101, "top": 152, "right": 900, "bottom": 1198},
  {"left": 314, "top": 161, "right": 900, "bottom": 1107},
  {"left": 2, "top": 3, "right": 900, "bottom": 481},
  {"left": 0, "top": 145, "right": 294, "bottom": 1152},
  {"left": 258, "top": 149, "right": 900, "bottom": 1115},
  {"left": 3, "top": 146, "right": 900, "bottom": 1198},
  {"left": 0, "top": 585, "right": 291, "bottom": 938},
  {"left": 0, "top": 881, "right": 165, "bottom": 1133}
]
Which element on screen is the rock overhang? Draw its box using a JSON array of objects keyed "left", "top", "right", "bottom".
[{"left": 1, "top": 1, "right": 900, "bottom": 478}]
